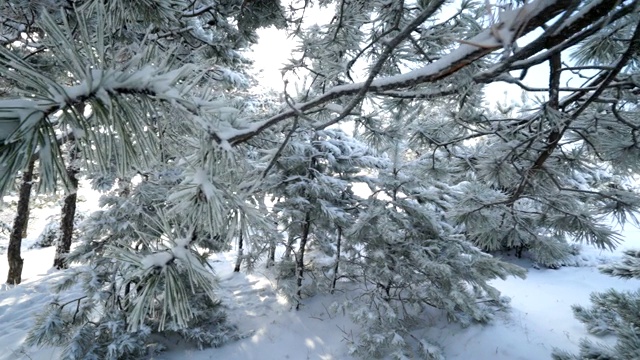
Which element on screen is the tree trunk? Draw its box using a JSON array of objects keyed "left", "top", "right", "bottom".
[
  {"left": 267, "top": 238, "right": 276, "bottom": 268},
  {"left": 295, "top": 211, "right": 311, "bottom": 310},
  {"left": 233, "top": 227, "right": 243, "bottom": 273},
  {"left": 54, "top": 143, "right": 79, "bottom": 269},
  {"left": 330, "top": 225, "right": 342, "bottom": 294},
  {"left": 6, "top": 158, "right": 36, "bottom": 285},
  {"left": 21, "top": 216, "right": 28, "bottom": 238}
]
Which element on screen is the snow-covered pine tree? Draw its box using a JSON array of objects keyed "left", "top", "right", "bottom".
[
  {"left": 399, "top": 88, "right": 638, "bottom": 266},
  {"left": 2, "top": 0, "right": 640, "bottom": 359},
  {"left": 23, "top": 163, "right": 244, "bottom": 358},
  {"left": 276, "top": 0, "right": 640, "bottom": 266},
  {"left": 0, "top": 0, "right": 284, "bottom": 195},
  {"left": 0, "top": 0, "right": 283, "bottom": 356},
  {"left": 440, "top": 77, "right": 640, "bottom": 265},
  {"left": 552, "top": 249, "right": 640, "bottom": 360},
  {"left": 454, "top": 2, "right": 640, "bottom": 264},
  {"left": 339, "top": 139, "right": 526, "bottom": 359},
  {"left": 264, "top": 126, "right": 382, "bottom": 307}
]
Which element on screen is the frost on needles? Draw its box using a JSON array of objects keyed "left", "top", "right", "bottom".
[
  {"left": 1, "top": 0, "right": 639, "bottom": 359},
  {"left": 1, "top": 0, "right": 278, "bottom": 358},
  {"left": 553, "top": 250, "right": 640, "bottom": 360},
  {"left": 23, "top": 165, "right": 243, "bottom": 359}
]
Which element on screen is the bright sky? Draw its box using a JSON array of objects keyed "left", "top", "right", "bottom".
[
  {"left": 248, "top": 4, "right": 335, "bottom": 92},
  {"left": 248, "top": 26, "right": 296, "bottom": 92}
]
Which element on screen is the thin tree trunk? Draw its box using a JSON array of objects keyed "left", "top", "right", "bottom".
[
  {"left": 267, "top": 237, "right": 276, "bottom": 268},
  {"left": 233, "top": 226, "right": 243, "bottom": 273},
  {"left": 295, "top": 211, "right": 311, "bottom": 310},
  {"left": 282, "top": 231, "right": 296, "bottom": 261},
  {"left": 54, "top": 142, "right": 79, "bottom": 269},
  {"left": 6, "top": 158, "right": 36, "bottom": 285},
  {"left": 330, "top": 225, "right": 342, "bottom": 294}
]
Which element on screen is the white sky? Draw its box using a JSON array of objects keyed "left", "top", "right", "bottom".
[
  {"left": 248, "top": 26, "right": 296, "bottom": 92},
  {"left": 247, "top": 4, "right": 335, "bottom": 92}
]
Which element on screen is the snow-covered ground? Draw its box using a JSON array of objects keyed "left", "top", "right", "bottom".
[{"left": 1, "top": 191, "right": 639, "bottom": 360}]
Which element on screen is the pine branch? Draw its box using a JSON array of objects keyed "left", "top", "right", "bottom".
[
  {"left": 226, "top": 0, "right": 574, "bottom": 145},
  {"left": 600, "top": 250, "right": 640, "bottom": 279},
  {"left": 507, "top": 1, "right": 637, "bottom": 73},
  {"left": 314, "top": 0, "right": 448, "bottom": 130},
  {"left": 0, "top": 66, "right": 196, "bottom": 140},
  {"left": 505, "top": 20, "right": 640, "bottom": 204}
]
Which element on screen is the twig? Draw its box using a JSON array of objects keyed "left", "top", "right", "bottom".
[
  {"left": 321, "top": 301, "right": 335, "bottom": 320},
  {"left": 315, "top": 0, "right": 447, "bottom": 130}
]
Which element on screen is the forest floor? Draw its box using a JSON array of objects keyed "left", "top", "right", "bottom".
[{"left": 1, "top": 187, "right": 639, "bottom": 360}]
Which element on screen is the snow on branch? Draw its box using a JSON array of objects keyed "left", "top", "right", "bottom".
[
  {"left": 225, "top": 0, "right": 572, "bottom": 145},
  {"left": 0, "top": 65, "right": 196, "bottom": 144},
  {"left": 128, "top": 234, "right": 216, "bottom": 332},
  {"left": 140, "top": 237, "right": 192, "bottom": 271},
  {"left": 477, "top": 0, "right": 632, "bottom": 82},
  {"left": 0, "top": 62, "right": 208, "bottom": 197}
]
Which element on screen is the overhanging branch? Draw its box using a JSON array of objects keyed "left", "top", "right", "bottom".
[{"left": 226, "top": 0, "right": 576, "bottom": 145}]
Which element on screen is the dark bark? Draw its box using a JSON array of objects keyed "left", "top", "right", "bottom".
[
  {"left": 53, "top": 142, "right": 79, "bottom": 270},
  {"left": 507, "top": 22, "right": 640, "bottom": 204},
  {"left": 6, "top": 158, "right": 36, "bottom": 285},
  {"left": 21, "top": 216, "right": 28, "bottom": 238},
  {"left": 515, "top": 245, "right": 524, "bottom": 259},
  {"left": 330, "top": 225, "right": 342, "bottom": 294},
  {"left": 233, "top": 227, "right": 243, "bottom": 273},
  {"left": 295, "top": 211, "right": 311, "bottom": 310}
]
